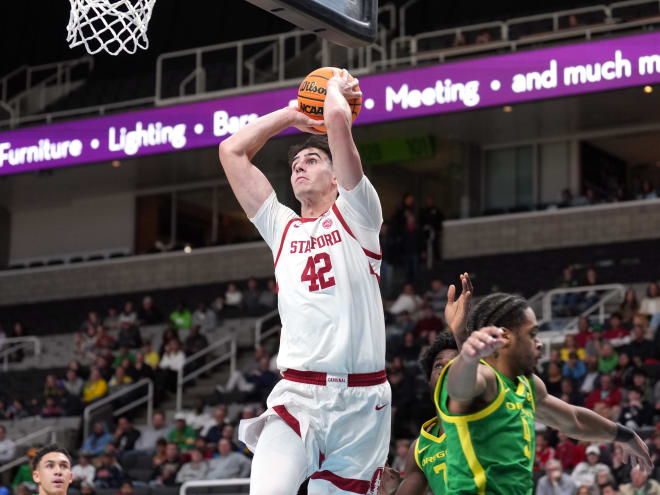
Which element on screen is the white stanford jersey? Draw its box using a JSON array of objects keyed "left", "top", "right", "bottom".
[{"left": 250, "top": 175, "right": 385, "bottom": 374}]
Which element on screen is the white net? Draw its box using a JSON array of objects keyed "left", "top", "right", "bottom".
[{"left": 67, "top": 0, "right": 157, "bottom": 56}]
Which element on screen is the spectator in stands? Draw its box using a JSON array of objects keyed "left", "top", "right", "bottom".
[
  {"left": 82, "top": 422, "right": 113, "bottom": 457},
  {"left": 71, "top": 452, "right": 95, "bottom": 489},
  {"left": 388, "top": 283, "right": 423, "bottom": 316},
  {"left": 243, "top": 278, "right": 262, "bottom": 314},
  {"left": 41, "top": 397, "right": 62, "bottom": 418},
  {"left": 175, "top": 447, "right": 208, "bottom": 483},
  {"left": 649, "top": 433, "right": 660, "bottom": 478},
  {"left": 585, "top": 374, "right": 622, "bottom": 421},
  {"left": 62, "top": 369, "right": 84, "bottom": 397},
  {"left": 158, "top": 338, "right": 185, "bottom": 393},
  {"left": 626, "top": 318, "right": 653, "bottom": 366},
  {"left": 184, "top": 325, "right": 209, "bottom": 360},
  {"left": 80, "top": 481, "right": 96, "bottom": 495},
  {"left": 575, "top": 317, "right": 596, "bottom": 352},
  {"left": 388, "top": 358, "right": 416, "bottom": 438},
  {"left": 119, "top": 301, "right": 138, "bottom": 326},
  {"left": 401, "top": 210, "right": 422, "bottom": 282},
  {"left": 43, "top": 374, "right": 60, "bottom": 399},
  {"left": 631, "top": 369, "right": 653, "bottom": 403},
  {"left": 180, "top": 398, "right": 214, "bottom": 434},
  {"left": 135, "top": 411, "right": 169, "bottom": 453},
  {"left": 8, "top": 398, "right": 29, "bottom": 419},
  {"left": 420, "top": 197, "right": 444, "bottom": 263},
  {"left": 138, "top": 296, "right": 163, "bottom": 325},
  {"left": 0, "top": 323, "right": 7, "bottom": 354},
  {"left": 191, "top": 302, "right": 216, "bottom": 333},
  {"left": 112, "top": 347, "right": 135, "bottom": 368},
  {"left": 640, "top": 282, "right": 660, "bottom": 332},
  {"left": 108, "top": 366, "right": 133, "bottom": 394},
  {"left": 595, "top": 468, "right": 618, "bottom": 495},
  {"left": 561, "top": 334, "right": 585, "bottom": 361},
  {"left": 580, "top": 355, "right": 601, "bottom": 396},
  {"left": 151, "top": 439, "right": 168, "bottom": 468},
  {"left": 9, "top": 322, "right": 26, "bottom": 363},
  {"left": 81, "top": 311, "right": 100, "bottom": 334},
  {"left": 168, "top": 414, "right": 196, "bottom": 451},
  {"left": 11, "top": 447, "right": 36, "bottom": 493},
  {"left": 580, "top": 268, "right": 602, "bottom": 312},
  {"left": 619, "top": 466, "right": 660, "bottom": 495},
  {"left": 95, "top": 353, "right": 114, "bottom": 381},
  {"left": 572, "top": 445, "right": 610, "bottom": 487},
  {"left": 115, "top": 481, "right": 136, "bottom": 495},
  {"left": 412, "top": 305, "right": 443, "bottom": 339},
  {"left": 545, "top": 361, "right": 563, "bottom": 397},
  {"left": 104, "top": 307, "right": 120, "bottom": 332},
  {"left": 143, "top": 342, "right": 159, "bottom": 368},
  {"left": 94, "top": 451, "right": 124, "bottom": 489},
  {"left": 129, "top": 352, "right": 154, "bottom": 382},
  {"left": 83, "top": 367, "right": 108, "bottom": 403},
  {"left": 536, "top": 458, "right": 576, "bottom": 495},
  {"left": 553, "top": 267, "right": 580, "bottom": 316},
  {"left": 636, "top": 179, "right": 658, "bottom": 200},
  {"left": 95, "top": 325, "right": 116, "bottom": 351},
  {"left": 149, "top": 442, "right": 181, "bottom": 486},
  {"left": 619, "top": 289, "right": 640, "bottom": 328},
  {"left": 379, "top": 222, "right": 397, "bottom": 299},
  {"left": 555, "top": 432, "right": 578, "bottom": 471},
  {"left": 560, "top": 377, "right": 583, "bottom": 406},
  {"left": 603, "top": 313, "right": 631, "bottom": 348},
  {"left": 398, "top": 333, "right": 421, "bottom": 367},
  {"left": 170, "top": 303, "right": 192, "bottom": 331},
  {"left": 534, "top": 432, "right": 556, "bottom": 472},
  {"left": 619, "top": 387, "right": 654, "bottom": 429},
  {"left": 0, "top": 400, "right": 8, "bottom": 420},
  {"left": 257, "top": 279, "right": 277, "bottom": 311},
  {"left": 246, "top": 356, "right": 278, "bottom": 402},
  {"left": 611, "top": 442, "right": 632, "bottom": 486},
  {"left": 205, "top": 408, "right": 230, "bottom": 446},
  {"left": 112, "top": 416, "right": 141, "bottom": 454},
  {"left": 117, "top": 323, "right": 142, "bottom": 349},
  {"left": 0, "top": 425, "right": 16, "bottom": 463},
  {"left": 220, "top": 424, "right": 239, "bottom": 452},
  {"left": 211, "top": 296, "right": 224, "bottom": 314},
  {"left": 391, "top": 439, "right": 410, "bottom": 474},
  {"left": 206, "top": 439, "right": 251, "bottom": 479},
  {"left": 424, "top": 279, "right": 448, "bottom": 314},
  {"left": 562, "top": 351, "right": 587, "bottom": 383},
  {"left": 217, "top": 347, "right": 265, "bottom": 396},
  {"left": 612, "top": 353, "right": 635, "bottom": 389},
  {"left": 224, "top": 283, "right": 243, "bottom": 311},
  {"left": 596, "top": 342, "right": 618, "bottom": 374},
  {"left": 453, "top": 32, "right": 466, "bottom": 47}
]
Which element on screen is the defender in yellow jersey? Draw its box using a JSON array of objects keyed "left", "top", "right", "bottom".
[{"left": 441, "top": 292, "right": 653, "bottom": 495}]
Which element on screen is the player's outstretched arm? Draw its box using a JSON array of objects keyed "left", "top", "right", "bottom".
[
  {"left": 446, "top": 327, "right": 504, "bottom": 403},
  {"left": 325, "top": 68, "right": 364, "bottom": 191},
  {"left": 218, "top": 107, "right": 319, "bottom": 217},
  {"left": 445, "top": 272, "right": 473, "bottom": 347},
  {"left": 533, "top": 375, "right": 653, "bottom": 474}
]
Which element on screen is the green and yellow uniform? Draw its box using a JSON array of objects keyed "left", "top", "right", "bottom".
[
  {"left": 414, "top": 417, "right": 448, "bottom": 495},
  {"left": 436, "top": 359, "right": 536, "bottom": 495}
]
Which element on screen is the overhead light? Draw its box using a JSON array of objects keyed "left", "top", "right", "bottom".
[
  {"left": 184, "top": 245, "right": 192, "bottom": 254},
  {"left": 503, "top": 105, "right": 513, "bottom": 113},
  {"left": 112, "top": 160, "right": 121, "bottom": 167},
  {"left": 644, "top": 85, "right": 653, "bottom": 94}
]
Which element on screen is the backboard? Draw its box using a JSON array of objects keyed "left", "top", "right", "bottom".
[{"left": 243, "top": 0, "right": 378, "bottom": 47}]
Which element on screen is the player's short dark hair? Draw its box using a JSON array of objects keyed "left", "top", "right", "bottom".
[
  {"left": 419, "top": 331, "right": 457, "bottom": 380},
  {"left": 467, "top": 293, "right": 530, "bottom": 335},
  {"left": 32, "top": 445, "right": 72, "bottom": 470},
  {"left": 287, "top": 135, "right": 332, "bottom": 166}
]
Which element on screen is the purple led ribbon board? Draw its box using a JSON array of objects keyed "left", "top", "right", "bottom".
[{"left": 1, "top": 32, "right": 659, "bottom": 176}]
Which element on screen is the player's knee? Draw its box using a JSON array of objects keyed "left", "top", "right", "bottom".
[{"left": 250, "top": 476, "right": 302, "bottom": 495}]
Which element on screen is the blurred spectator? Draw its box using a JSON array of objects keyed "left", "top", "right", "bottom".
[
  {"left": 135, "top": 411, "right": 170, "bottom": 453},
  {"left": 80, "top": 482, "right": 96, "bottom": 495},
  {"left": 580, "top": 355, "right": 600, "bottom": 396},
  {"left": 560, "top": 377, "right": 583, "bottom": 406},
  {"left": 535, "top": 458, "right": 576, "bottom": 495},
  {"left": 389, "top": 284, "right": 423, "bottom": 316},
  {"left": 71, "top": 452, "right": 95, "bottom": 488},
  {"left": 205, "top": 408, "right": 230, "bottom": 445},
  {"left": 143, "top": 342, "right": 160, "bottom": 369},
  {"left": 217, "top": 347, "right": 265, "bottom": 395},
  {"left": 558, "top": 189, "right": 573, "bottom": 208},
  {"left": 619, "top": 466, "right": 660, "bottom": 494},
  {"left": 8, "top": 398, "right": 29, "bottom": 419},
  {"left": 631, "top": 370, "right": 653, "bottom": 403},
  {"left": 639, "top": 282, "right": 660, "bottom": 332},
  {"left": 150, "top": 442, "right": 181, "bottom": 486},
  {"left": 611, "top": 442, "right": 632, "bottom": 486},
  {"left": 82, "top": 422, "right": 113, "bottom": 457},
  {"left": 0, "top": 400, "right": 9, "bottom": 420},
  {"left": 585, "top": 375, "right": 622, "bottom": 421},
  {"left": 117, "top": 324, "right": 142, "bottom": 349},
  {"left": 11, "top": 448, "right": 36, "bottom": 492},
  {"left": 104, "top": 308, "right": 120, "bottom": 332},
  {"left": 130, "top": 352, "right": 155, "bottom": 382},
  {"left": 112, "top": 347, "right": 135, "bottom": 368},
  {"left": 567, "top": 14, "right": 579, "bottom": 28},
  {"left": 425, "top": 279, "right": 448, "bottom": 314},
  {"left": 220, "top": 424, "right": 239, "bottom": 452},
  {"left": 619, "top": 387, "right": 654, "bottom": 428},
  {"left": 392, "top": 193, "right": 416, "bottom": 237},
  {"left": 595, "top": 468, "right": 617, "bottom": 495},
  {"left": 575, "top": 317, "right": 596, "bottom": 352},
  {"left": 572, "top": 445, "right": 609, "bottom": 487},
  {"left": 112, "top": 416, "right": 141, "bottom": 453},
  {"left": 63, "top": 369, "right": 84, "bottom": 396},
  {"left": 391, "top": 439, "right": 410, "bottom": 474},
  {"left": 83, "top": 367, "right": 108, "bottom": 403},
  {"left": 211, "top": 296, "right": 224, "bottom": 314},
  {"left": 619, "top": 289, "right": 640, "bottom": 328},
  {"left": 597, "top": 342, "right": 618, "bottom": 374},
  {"left": 95, "top": 326, "right": 116, "bottom": 351},
  {"left": 94, "top": 451, "right": 124, "bottom": 489},
  {"left": 176, "top": 448, "right": 209, "bottom": 483},
  {"left": 170, "top": 303, "right": 192, "bottom": 331},
  {"left": 41, "top": 397, "right": 62, "bottom": 418},
  {"left": 96, "top": 353, "right": 114, "bottom": 381},
  {"left": 115, "top": 481, "right": 135, "bottom": 495},
  {"left": 168, "top": 414, "right": 196, "bottom": 451},
  {"left": 545, "top": 362, "right": 563, "bottom": 397},
  {"left": 603, "top": 313, "right": 631, "bottom": 348},
  {"left": 379, "top": 222, "right": 397, "bottom": 299},
  {"left": 398, "top": 333, "right": 421, "bottom": 367},
  {"left": 612, "top": 353, "right": 635, "bottom": 389},
  {"left": 420, "top": 197, "right": 444, "bottom": 265},
  {"left": 151, "top": 439, "right": 168, "bottom": 467},
  {"left": 108, "top": 366, "right": 133, "bottom": 395},
  {"left": 561, "top": 334, "right": 585, "bottom": 361},
  {"left": 650, "top": 432, "right": 660, "bottom": 476},
  {"left": 475, "top": 30, "right": 491, "bottom": 43},
  {"left": 180, "top": 398, "right": 214, "bottom": 434},
  {"left": 206, "top": 439, "right": 251, "bottom": 479},
  {"left": 625, "top": 318, "right": 653, "bottom": 366},
  {"left": 555, "top": 432, "right": 578, "bottom": 471},
  {"left": 243, "top": 278, "right": 262, "bottom": 314},
  {"left": 246, "top": 356, "right": 279, "bottom": 402},
  {"left": 158, "top": 339, "right": 185, "bottom": 392},
  {"left": 138, "top": 296, "right": 163, "bottom": 325},
  {"left": 9, "top": 322, "right": 26, "bottom": 362},
  {"left": 0, "top": 425, "right": 16, "bottom": 463},
  {"left": 224, "top": 283, "right": 243, "bottom": 310},
  {"left": 43, "top": 374, "right": 60, "bottom": 398},
  {"left": 257, "top": 279, "right": 278, "bottom": 311},
  {"left": 562, "top": 352, "right": 587, "bottom": 383},
  {"left": 184, "top": 325, "right": 209, "bottom": 358},
  {"left": 553, "top": 267, "right": 580, "bottom": 316},
  {"left": 534, "top": 433, "right": 556, "bottom": 472},
  {"left": 636, "top": 179, "right": 658, "bottom": 200},
  {"left": 191, "top": 303, "right": 216, "bottom": 333},
  {"left": 388, "top": 358, "right": 417, "bottom": 438},
  {"left": 453, "top": 32, "right": 466, "bottom": 47},
  {"left": 81, "top": 311, "right": 100, "bottom": 334},
  {"left": 118, "top": 301, "right": 138, "bottom": 326},
  {"left": 0, "top": 324, "right": 7, "bottom": 353},
  {"left": 580, "top": 268, "right": 602, "bottom": 312},
  {"left": 401, "top": 211, "right": 422, "bottom": 281},
  {"left": 412, "top": 306, "right": 443, "bottom": 339}
]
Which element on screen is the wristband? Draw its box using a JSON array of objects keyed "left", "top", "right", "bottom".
[{"left": 615, "top": 423, "right": 634, "bottom": 443}]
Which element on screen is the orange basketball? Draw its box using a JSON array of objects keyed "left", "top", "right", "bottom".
[{"left": 297, "top": 67, "right": 362, "bottom": 133}]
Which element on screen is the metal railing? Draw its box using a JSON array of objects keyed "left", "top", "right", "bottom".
[
  {"left": 176, "top": 336, "right": 236, "bottom": 411},
  {"left": 0, "top": 337, "right": 41, "bottom": 371},
  {"left": 540, "top": 283, "right": 626, "bottom": 325},
  {"left": 83, "top": 378, "right": 153, "bottom": 440},
  {"left": 180, "top": 478, "right": 249, "bottom": 495},
  {"left": 0, "top": 426, "right": 58, "bottom": 473},
  {"left": 254, "top": 310, "right": 280, "bottom": 350}
]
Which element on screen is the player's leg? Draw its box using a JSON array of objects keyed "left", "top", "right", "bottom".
[{"left": 250, "top": 415, "right": 309, "bottom": 495}]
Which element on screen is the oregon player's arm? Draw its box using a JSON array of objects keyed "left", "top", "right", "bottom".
[
  {"left": 394, "top": 443, "right": 429, "bottom": 495},
  {"left": 446, "top": 327, "right": 504, "bottom": 405},
  {"left": 325, "top": 69, "right": 364, "bottom": 190},
  {"left": 533, "top": 374, "right": 653, "bottom": 474},
  {"left": 218, "top": 107, "right": 319, "bottom": 217},
  {"left": 444, "top": 273, "right": 473, "bottom": 347}
]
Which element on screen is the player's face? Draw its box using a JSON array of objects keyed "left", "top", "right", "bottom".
[
  {"left": 290, "top": 148, "right": 336, "bottom": 202},
  {"left": 510, "top": 307, "right": 542, "bottom": 377},
  {"left": 429, "top": 348, "right": 459, "bottom": 393},
  {"left": 33, "top": 452, "right": 72, "bottom": 495}
]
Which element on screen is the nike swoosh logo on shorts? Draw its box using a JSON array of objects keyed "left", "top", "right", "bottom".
[{"left": 375, "top": 403, "right": 388, "bottom": 410}]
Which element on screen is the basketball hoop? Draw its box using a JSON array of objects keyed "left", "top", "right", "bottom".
[{"left": 66, "top": 0, "right": 157, "bottom": 56}]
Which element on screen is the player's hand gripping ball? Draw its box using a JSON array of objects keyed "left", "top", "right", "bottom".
[{"left": 297, "top": 67, "right": 362, "bottom": 133}]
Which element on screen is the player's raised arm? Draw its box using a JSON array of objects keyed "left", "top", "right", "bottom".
[
  {"left": 533, "top": 375, "right": 654, "bottom": 474},
  {"left": 218, "top": 107, "right": 319, "bottom": 217},
  {"left": 325, "top": 68, "right": 363, "bottom": 190},
  {"left": 444, "top": 272, "right": 474, "bottom": 347}
]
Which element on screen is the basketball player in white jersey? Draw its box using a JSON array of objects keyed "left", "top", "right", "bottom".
[{"left": 219, "top": 68, "right": 390, "bottom": 495}]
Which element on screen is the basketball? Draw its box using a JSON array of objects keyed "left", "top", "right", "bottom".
[{"left": 297, "top": 67, "right": 362, "bottom": 133}]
